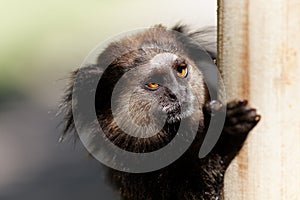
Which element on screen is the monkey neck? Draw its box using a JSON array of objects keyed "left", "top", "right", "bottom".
[{"left": 100, "top": 114, "right": 181, "bottom": 153}]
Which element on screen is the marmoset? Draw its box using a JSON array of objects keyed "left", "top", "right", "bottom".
[{"left": 60, "top": 24, "right": 260, "bottom": 200}]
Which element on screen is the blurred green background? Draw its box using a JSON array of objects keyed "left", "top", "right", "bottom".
[
  {"left": 0, "top": 0, "right": 216, "bottom": 199},
  {"left": 0, "top": 0, "right": 216, "bottom": 106}
]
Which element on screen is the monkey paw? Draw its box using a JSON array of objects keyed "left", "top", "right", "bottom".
[
  {"left": 209, "top": 99, "right": 261, "bottom": 166},
  {"left": 205, "top": 99, "right": 261, "bottom": 136},
  {"left": 224, "top": 99, "right": 261, "bottom": 137}
]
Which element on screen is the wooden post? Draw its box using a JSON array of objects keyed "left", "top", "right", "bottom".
[{"left": 218, "top": 0, "right": 300, "bottom": 199}]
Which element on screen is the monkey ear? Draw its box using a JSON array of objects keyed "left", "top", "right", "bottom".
[
  {"left": 172, "top": 25, "right": 217, "bottom": 61},
  {"left": 58, "top": 64, "right": 102, "bottom": 141}
]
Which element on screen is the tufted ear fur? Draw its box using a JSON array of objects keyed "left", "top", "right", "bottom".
[{"left": 172, "top": 24, "right": 217, "bottom": 60}]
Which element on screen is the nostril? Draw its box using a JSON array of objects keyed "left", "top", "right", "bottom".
[{"left": 169, "top": 93, "right": 177, "bottom": 101}]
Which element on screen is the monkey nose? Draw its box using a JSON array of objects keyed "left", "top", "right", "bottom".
[{"left": 168, "top": 92, "right": 177, "bottom": 102}]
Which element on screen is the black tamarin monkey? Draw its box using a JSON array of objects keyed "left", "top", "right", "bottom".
[{"left": 60, "top": 24, "right": 260, "bottom": 200}]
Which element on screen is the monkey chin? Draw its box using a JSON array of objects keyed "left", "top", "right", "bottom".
[{"left": 165, "top": 105, "right": 194, "bottom": 124}]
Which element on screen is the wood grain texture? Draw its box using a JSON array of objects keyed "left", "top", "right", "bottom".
[{"left": 218, "top": 0, "right": 300, "bottom": 199}]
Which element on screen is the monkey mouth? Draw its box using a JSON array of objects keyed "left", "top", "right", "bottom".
[{"left": 163, "top": 103, "right": 193, "bottom": 123}]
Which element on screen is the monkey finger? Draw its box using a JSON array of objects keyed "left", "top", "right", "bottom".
[
  {"left": 226, "top": 99, "right": 248, "bottom": 109},
  {"left": 224, "top": 120, "right": 260, "bottom": 136},
  {"left": 226, "top": 104, "right": 256, "bottom": 117},
  {"left": 226, "top": 110, "right": 260, "bottom": 125}
]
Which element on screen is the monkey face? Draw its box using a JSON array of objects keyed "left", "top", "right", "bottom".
[
  {"left": 109, "top": 52, "right": 203, "bottom": 139},
  {"left": 139, "top": 52, "right": 195, "bottom": 123}
]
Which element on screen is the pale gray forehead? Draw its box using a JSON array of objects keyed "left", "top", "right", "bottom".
[{"left": 150, "top": 53, "right": 178, "bottom": 68}]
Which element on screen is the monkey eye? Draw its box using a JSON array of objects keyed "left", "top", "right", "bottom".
[
  {"left": 176, "top": 63, "right": 188, "bottom": 78},
  {"left": 146, "top": 82, "right": 159, "bottom": 90}
]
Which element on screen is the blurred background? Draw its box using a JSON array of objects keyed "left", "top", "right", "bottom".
[{"left": 0, "top": 1, "right": 216, "bottom": 199}]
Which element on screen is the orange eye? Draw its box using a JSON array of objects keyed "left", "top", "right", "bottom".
[
  {"left": 176, "top": 64, "right": 188, "bottom": 78},
  {"left": 147, "top": 82, "right": 159, "bottom": 89}
]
